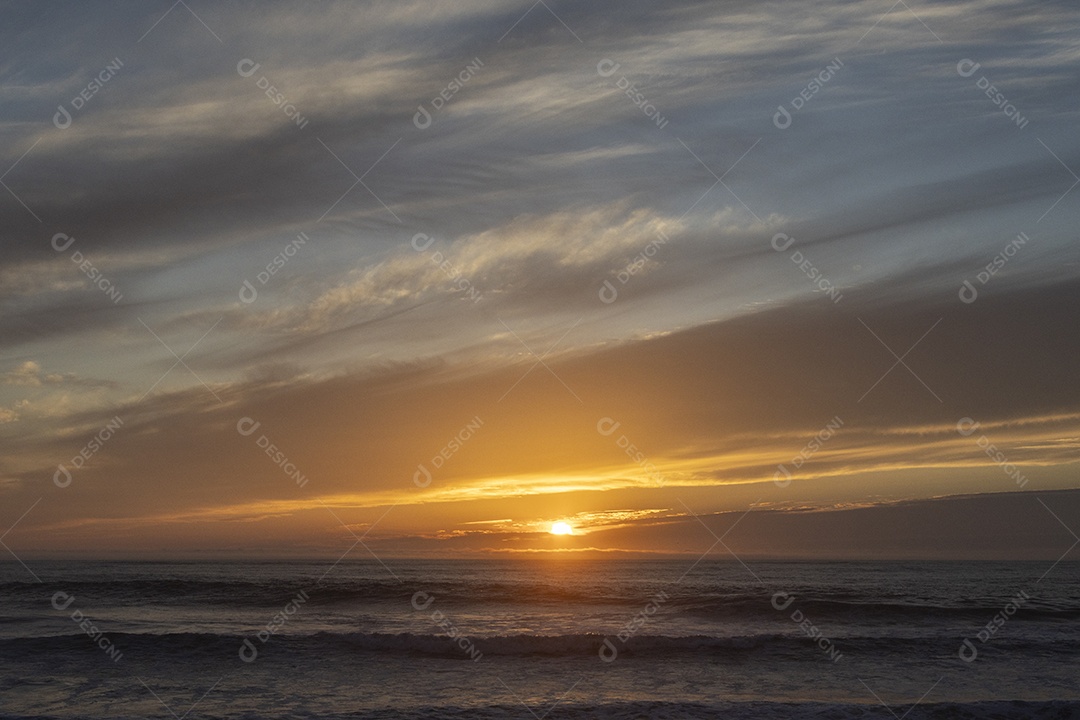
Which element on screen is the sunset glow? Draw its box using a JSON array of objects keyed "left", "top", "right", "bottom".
[{"left": 0, "top": 0, "right": 1075, "bottom": 567}]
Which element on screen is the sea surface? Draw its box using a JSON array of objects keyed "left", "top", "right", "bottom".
[{"left": 1, "top": 559, "right": 1078, "bottom": 719}]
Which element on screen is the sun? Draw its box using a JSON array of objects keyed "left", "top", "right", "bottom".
[{"left": 550, "top": 522, "right": 573, "bottom": 535}]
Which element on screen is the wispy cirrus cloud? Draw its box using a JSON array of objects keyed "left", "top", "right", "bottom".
[{"left": 1, "top": 0, "right": 1078, "bottom": 557}]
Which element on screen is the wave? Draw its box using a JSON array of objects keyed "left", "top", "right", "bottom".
[
  {"left": 3, "top": 700, "right": 1079, "bottom": 720},
  {"left": 6, "top": 579, "right": 1077, "bottom": 621},
  {"left": 0, "top": 579, "right": 320, "bottom": 607},
  {"left": 1, "top": 630, "right": 1069, "bottom": 660},
  {"left": 673, "top": 597, "right": 1080, "bottom": 621}
]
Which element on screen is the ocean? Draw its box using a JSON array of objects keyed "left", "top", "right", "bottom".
[{"left": 1, "top": 559, "right": 1078, "bottom": 719}]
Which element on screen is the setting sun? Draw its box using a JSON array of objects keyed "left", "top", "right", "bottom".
[{"left": 550, "top": 522, "right": 573, "bottom": 535}]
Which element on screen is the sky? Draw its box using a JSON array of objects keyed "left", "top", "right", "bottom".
[{"left": 1, "top": 0, "right": 1078, "bottom": 562}]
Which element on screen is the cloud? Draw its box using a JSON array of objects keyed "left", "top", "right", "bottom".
[
  {"left": 154, "top": 202, "right": 776, "bottom": 364},
  {"left": 4, "top": 361, "right": 52, "bottom": 386},
  {"left": 1, "top": 0, "right": 1079, "bottom": 559},
  {"left": 2, "top": 272, "right": 1079, "bottom": 556},
  {"left": 2, "top": 360, "right": 116, "bottom": 389}
]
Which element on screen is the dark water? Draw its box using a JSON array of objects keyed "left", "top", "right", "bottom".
[{"left": 1, "top": 559, "right": 1078, "bottom": 718}]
